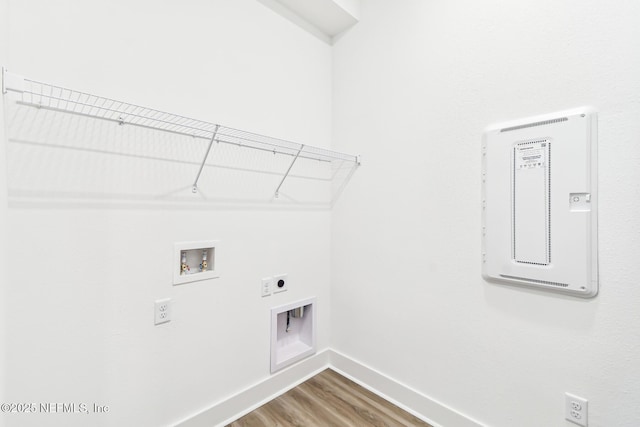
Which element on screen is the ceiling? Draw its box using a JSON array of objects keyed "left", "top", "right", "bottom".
[{"left": 259, "top": 0, "right": 360, "bottom": 43}]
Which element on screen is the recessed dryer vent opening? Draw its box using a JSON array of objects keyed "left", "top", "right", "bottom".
[{"left": 270, "top": 297, "right": 316, "bottom": 373}]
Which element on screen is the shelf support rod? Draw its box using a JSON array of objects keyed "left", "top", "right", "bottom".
[
  {"left": 192, "top": 125, "right": 220, "bottom": 193},
  {"left": 275, "top": 144, "right": 304, "bottom": 199}
]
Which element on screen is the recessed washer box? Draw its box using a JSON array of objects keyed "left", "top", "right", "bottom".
[
  {"left": 481, "top": 108, "right": 598, "bottom": 297},
  {"left": 173, "top": 240, "right": 219, "bottom": 285}
]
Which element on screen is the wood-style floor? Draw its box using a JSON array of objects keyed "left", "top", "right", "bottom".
[{"left": 227, "top": 369, "right": 433, "bottom": 427}]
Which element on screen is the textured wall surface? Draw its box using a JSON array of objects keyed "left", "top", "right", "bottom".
[{"left": 331, "top": 1, "right": 640, "bottom": 426}]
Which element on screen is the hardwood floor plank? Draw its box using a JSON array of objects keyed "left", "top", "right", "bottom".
[
  {"left": 295, "top": 378, "right": 378, "bottom": 426},
  {"left": 226, "top": 369, "right": 433, "bottom": 427},
  {"left": 302, "top": 374, "right": 391, "bottom": 426},
  {"left": 308, "top": 369, "right": 426, "bottom": 427}
]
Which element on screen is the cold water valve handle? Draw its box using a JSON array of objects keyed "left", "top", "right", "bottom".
[{"left": 200, "top": 249, "right": 208, "bottom": 272}]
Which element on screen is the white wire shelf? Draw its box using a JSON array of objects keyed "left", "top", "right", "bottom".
[{"left": 2, "top": 68, "right": 360, "bottom": 196}]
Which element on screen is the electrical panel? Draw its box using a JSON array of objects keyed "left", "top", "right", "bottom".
[{"left": 481, "top": 108, "right": 598, "bottom": 297}]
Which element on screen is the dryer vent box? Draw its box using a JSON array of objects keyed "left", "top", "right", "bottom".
[{"left": 481, "top": 108, "right": 598, "bottom": 297}]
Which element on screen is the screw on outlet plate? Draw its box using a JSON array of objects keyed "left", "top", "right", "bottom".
[{"left": 565, "top": 393, "right": 588, "bottom": 426}]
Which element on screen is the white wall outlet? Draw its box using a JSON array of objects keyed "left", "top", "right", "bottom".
[
  {"left": 565, "top": 393, "right": 588, "bottom": 426},
  {"left": 273, "top": 274, "right": 288, "bottom": 293},
  {"left": 154, "top": 298, "right": 172, "bottom": 325},
  {"left": 261, "top": 277, "right": 273, "bottom": 297}
]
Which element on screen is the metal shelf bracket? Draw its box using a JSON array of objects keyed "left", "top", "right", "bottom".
[
  {"left": 192, "top": 125, "right": 220, "bottom": 193},
  {"left": 275, "top": 144, "right": 304, "bottom": 198}
]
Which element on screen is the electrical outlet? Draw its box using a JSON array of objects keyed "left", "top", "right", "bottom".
[
  {"left": 273, "top": 274, "right": 288, "bottom": 293},
  {"left": 154, "top": 298, "right": 172, "bottom": 325},
  {"left": 565, "top": 393, "right": 588, "bottom": 426},
  {"left": 261, "top": 277, "right": 273, "bottom": 297}
]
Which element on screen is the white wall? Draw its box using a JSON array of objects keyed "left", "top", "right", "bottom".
[
  {"left": 5, "top": 1, "right": 640, "bottom": 427},
  {"left": 331, "top": 1, "right": 640, "bottom": 427},
  {"left": 1, "top": 1, "right": 333, "bottom": 426},
  {"left": 0, "top": 0, "right": 9, "bottom": 409}
]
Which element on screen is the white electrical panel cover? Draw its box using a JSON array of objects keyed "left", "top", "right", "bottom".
[{"left": 481, "top": 108, "right": 598, "bottom": 297}]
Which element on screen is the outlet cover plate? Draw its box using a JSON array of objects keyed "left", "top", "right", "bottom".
[
  {"left": 273, "top": 274, "right": 288, "bottom": 293},
  {"left": 565, "top": 393, "right": 588, "bottom": 426},
  {"left": 155, "top": 298, "right": 172, "bottom": 325}
]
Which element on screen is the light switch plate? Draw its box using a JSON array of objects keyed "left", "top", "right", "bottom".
[{"left": 261, "top": 277, "right": 273, "bottom": 297}]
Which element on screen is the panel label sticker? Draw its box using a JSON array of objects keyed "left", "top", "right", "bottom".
[{"left": 515, "top": 140, "right": 548, "bottom": 169}]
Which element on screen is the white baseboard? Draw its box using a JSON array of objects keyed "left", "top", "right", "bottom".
[
  {"left": 176, "top": 348, "right": 485, "bottom": 427},
  {"left": 174, "top": 349, "right": 331, "bottom": 427},
  {"left": 328, "top": 350, "right": 485, "bottom": 427}
]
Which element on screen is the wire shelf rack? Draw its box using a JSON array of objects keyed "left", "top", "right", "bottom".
[{"left": 2, "top": 68, "right": 360, "bottom": 196}]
